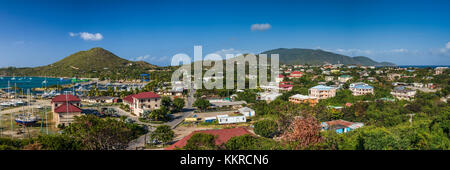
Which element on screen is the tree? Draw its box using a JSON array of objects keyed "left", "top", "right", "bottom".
[
  {"left": 36, "top": 134, "right": 83, "bottom": 150},
  {"left": 161, "top": 96, "right": 172, "bottom": 108},
  {"left": 280, "top": 116, "right": 323, "bottom": 149},
  {"left": 193, "top": 99, "right": 210, "bottom": 111},
  {"left": 150, "top": 125, "right": 175, "bottom": 145},
  {"left": 236, "top": 90, "right": 257, "bottom": 103},
  {"left": 173, "top": 98, "right": 185, "bottom": 113},
  {"left": 183, "top": 133, "right": 218, "bottom": 150},
  {"left": 254, "top": 120, "right": 279, "bottom": 138},
  {"left": 63, "top": 115, "right": 145, "bottom": 150},
  {"left": 149, "top": 106, "right": 170, "bottom": 121}
]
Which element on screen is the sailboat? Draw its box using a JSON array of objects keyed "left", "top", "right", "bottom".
[{"left": 15, "top": 90, "right": 37, "bottom": 125}]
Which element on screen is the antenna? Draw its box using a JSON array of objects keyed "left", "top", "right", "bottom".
[{"left": 65, "top": 91, "right": 69, "bottom": 127}]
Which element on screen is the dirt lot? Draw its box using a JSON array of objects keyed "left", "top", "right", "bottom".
[{"left": 172, "top": 125, "right": 213, "bottom": 141}]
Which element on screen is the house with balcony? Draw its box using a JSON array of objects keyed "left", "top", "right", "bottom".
[
  {"left": 391, "top": 86, "right": 416, "bottom": 101},
  {"left": 309, "top": 85, "right": 337, "bottom": 99},
  {"left": 123, "top": 92, "right": 161, "bottom": 117},
  {"left": 289, "top": 94, "right": 318, "bottom": 106},
  {"left": 321, "top": 120, "right": 364, "bottom": 134},
  {"left": 349, "top": 82, "right": 374, "bottom": 96},
  {"left": 338, "top": 75, "right": 352, "bottom": 83},
  {"left": 287, "top": 71, "right": 303, "bottom": 79}
]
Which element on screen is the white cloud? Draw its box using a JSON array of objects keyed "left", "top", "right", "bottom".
[
  {"left": 440, "top": 42, "right": 450, "bottom": 54},
  {"left": 334, "top": 48, "right": 373, "bottom": 55},
  {"left": 213, "top": 48, "right": 252, "bottom": 59},
  {"left": 390, "top": 48, "right": 408, "bottom": 53},
  {"left": 250, "top": 23, "right": 272, "bottom": 31},
  {"left": 69, "top": 32, "right": 103, "bottom": 41},
  {"left": 133, "top": 55, "right": 150, "bottom": 61},
  {"left": 131, "top": 54, "right": 170, "bottom": 63}
]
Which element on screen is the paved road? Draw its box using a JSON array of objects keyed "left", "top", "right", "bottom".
[{"left": 127, "top": 84, "right": 196, "bottom": 150}]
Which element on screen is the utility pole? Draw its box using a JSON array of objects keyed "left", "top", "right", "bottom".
[{"left": 408, "top": 113, "right": 415, "bottom": 126}]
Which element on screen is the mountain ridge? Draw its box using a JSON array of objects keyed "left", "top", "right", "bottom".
[{"left": 261, "top": 48, "right": 395, "bottom": 66}]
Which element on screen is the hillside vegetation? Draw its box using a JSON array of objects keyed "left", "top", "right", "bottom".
[
  {"left": 262, "top": 48, "right": 395, "bottom": 66},
  {"left": 0, "top": 47, "right": 162, "bottom": 80}
]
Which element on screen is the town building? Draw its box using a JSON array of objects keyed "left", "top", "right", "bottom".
[
  {"left": 216, "top": 114, "right": 246, "bottom": 124},
  {"left": 257, "top": 92, "right": 282, "bottom": 103},
  {"left": 309, "top": 85, "right": 337, "bottom": 99},
  {"left": 391, "top": 86, "right": 417, "bottom": 100},
  {"left": 349, "top": 82, "right": 374, "bottom": 96},
  {"left": 321, "top": 120, "right": 364, "bottom": 134},
  {"left": 289, "top": 94, "right": 318, "bottom": 106},
  {"left": 387, "top": 73, "right": 402, "bottom": 81},
  {"left": 435, "top": 67, "right": 448, "bottom": 75},
  {"left": 238, "top": 107, "right": 255, "bottom": 117},
  {"left": 338, "top": 75, "right": 352, "bottom": 83},
  {"left": 287, "top": 71, "right": 303, "bottom": 79},
  {"left": 325, "top": 76, "right": 334, "bottom": 82},
  {"left": 51, "top": 94, "right": 82, "bottom": 127},
  {"left": 279, "top": 83, "right": 293, "bottom": 91},
  {"left": 123, "top": 92, "right": 161, "bottom": 117},
  {"left": 276, "top": 74, "right": 285, "bottom": 82}
]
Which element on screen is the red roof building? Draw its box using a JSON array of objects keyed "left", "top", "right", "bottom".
[
  {"left": 51, "top": 94, "right": 81, "bottom": 103},
  {"left": 288, "top": 71, "right": 303, "bottom": 78},
  {"left": 123, "top": 94, "right": 136, "bottom": 104},
  {"left": 54, "top": 103, "right": 82, "bottom": 113},
  {"left": 279, "top": 84, "right": 293, "bottom": 91},
  {"left": 165, "top": 127, "right": 252, "bottom": 150},
  {"left": 133, "top": 92, "right": 161, "bottom": 99},
  {"left": 123, "top": 92, "right": 160, "bottom": 105},
  {"left": 50, "top": 94, "right": 82, "bottom": 128},
  {"left": 280, "top": 81, "right": 293, "bottom": 85}
]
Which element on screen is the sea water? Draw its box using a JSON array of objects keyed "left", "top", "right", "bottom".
[{"left": 0, "top": 77, "right": 72, "bottom": 94}]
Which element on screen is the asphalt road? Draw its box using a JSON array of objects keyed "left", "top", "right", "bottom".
[{"left": 127, "top": 85, "right": 196, "bottom": 150}]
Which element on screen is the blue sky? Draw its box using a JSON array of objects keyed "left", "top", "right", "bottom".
[{"left": 0, "top": 0, "right": 449, "bottom": 67}]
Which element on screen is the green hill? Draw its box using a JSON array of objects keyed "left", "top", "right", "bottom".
[
  {"left": 261, "top": 48, "right": 395, "bottom": 66},
  {"left": 0, "top": 47, "right": 159, "bottom": 79}
]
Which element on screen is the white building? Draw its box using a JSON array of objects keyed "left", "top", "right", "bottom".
[
  {"left": 257, "top": 92, "right": 282, "bottom": 102},
  {"left": 338, "top": 75, "right": 352, "bottom": 83},
  {"left": 349, "top": 82, "right": 374, "bottom": 96},
  {"left": 238, "top": 107, "right": 255, "bottom": 117},
  {"left": 217, "top": 115, "right": 246, "bottom": 124},
  {"left": 309, "top": 85, "right": 337, "bottom": 99},
  {"left": 391, "top": 86, "right": 416, "bottom": 101}
]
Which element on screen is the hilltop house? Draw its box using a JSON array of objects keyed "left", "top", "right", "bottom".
[
  {"left": 238, "top": 107, "right": 255, "bottom": 117},
  {"left": 123, "top": 92, "right": 161, "bottom": 117},
  {"left": 309, "top": 85, "right": 337, "bottom": 99},
  {"left": 338, "top": 75, "right": 352, "bottom": 83},
  {"left": 435, "top": 67, "right": 448, "bottom": 75},
  {"left": 276, "top": 74, "right": 285, "bottom": 82},
  {"left": 289, "top": 94, "right": 318, "bottom": 106},
  {"left": 287, "top": 71, "right": 303, "bottom": 79},
  {"left": 279, "top": 82, "right": 293, "bottom": 91},
  {"left": 391, "top": 86, "right": 416, "bottom": 101},
  {"left": 321, "top": 120, "right": 364, "bottom": 134},
  {"left": 257, "top": 92, "right": 282, "bottom": 103},
  {"left": 51, "top": 94, "right": 82, "bottom": 127},
  {"left": 325, "top": 76, "right": 334, "bottom": 82},
  {"left": 349, "top": 82, "right": 374, "bottom": 96}
]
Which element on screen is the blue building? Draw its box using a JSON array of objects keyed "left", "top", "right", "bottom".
[{"left": 321, "top": 120, "right": 364, "bottom": 134}]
